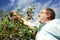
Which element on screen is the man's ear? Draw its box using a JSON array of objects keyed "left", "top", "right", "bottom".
[{"left": 47, "top": 13, "right": 51, "bottom": 17}]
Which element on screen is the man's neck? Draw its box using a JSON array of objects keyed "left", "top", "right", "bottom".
[{"left": 45, "top": 19, "right": 51, "bottom": 23}]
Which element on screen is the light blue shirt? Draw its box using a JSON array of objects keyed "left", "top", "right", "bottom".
[{"left": 36, "top": 19, "right": 60, "bottom": 40}]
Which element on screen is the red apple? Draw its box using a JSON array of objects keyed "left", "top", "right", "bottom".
[
  {"left": 32, "top": 32, "right": 36, "bottom": 37},
  {"left": 13, "top": 16, "right": 18, "bottom": 20},
  {"left": 3, "top": 26, "right": 8, "bottom": 30},
  {"left": 14, "top": 27, "right": 19, "bottom": 31},
  {"left": 3, "top": 38, "right": 9, "bottom": 40}
]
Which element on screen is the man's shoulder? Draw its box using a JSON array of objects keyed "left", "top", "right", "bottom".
[
  {"left": 42, "top": 19, "right": 60, "bottom": 30},
  {"left": 45, "top": 19, "right": 60, "bottom": 25}
]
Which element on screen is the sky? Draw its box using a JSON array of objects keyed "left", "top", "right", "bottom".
[{"left": 0, "top": 0, "right": 60, "bottom": 25}]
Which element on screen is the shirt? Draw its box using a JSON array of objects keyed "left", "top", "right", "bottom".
[
  {"left": 38, "top": 23, "right": 46, "bottom": 32},
  {"left": 36, "top": 19, "right": 60, "bottom": 40}
]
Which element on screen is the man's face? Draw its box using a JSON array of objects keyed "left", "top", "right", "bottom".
[{"left": 38, "top": 9, "right": 48, "bottom": 23}]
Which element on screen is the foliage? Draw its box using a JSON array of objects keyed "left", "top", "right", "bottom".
[{"left": 0, "top": 10, "right": 37, "bottom": 40}]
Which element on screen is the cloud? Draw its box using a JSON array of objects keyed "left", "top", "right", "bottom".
[
  {"left": 17, "top": 0, "right": 34, "bottom": 5},
  {"left": 42, "top": 0, "right": 52, "bottom": 8},
  {"left": 16, "top": 0, "right": 35, "bottom": 8},
  {"left": 1, "top": 0, "right": 16, "bottom": 12},
  {"left": 10, "top": 0, "right": 15, "bottom": 2},
  {"left": 9, "top": 0, "right": 15, "bottom": 6},
  {"left": 53, "top": 8, "right": 60, "bottom": 18},
  {"left": 50, "top": 2, "right": 60, "bottom": 18}
]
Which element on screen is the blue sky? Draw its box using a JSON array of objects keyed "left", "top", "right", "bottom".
[{"left": 0, "top": 0, "right": 60, "bottom": 24}]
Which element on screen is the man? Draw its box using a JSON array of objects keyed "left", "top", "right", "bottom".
[{"left": 35, "top": 8, "right": 60, "bottom": 40}]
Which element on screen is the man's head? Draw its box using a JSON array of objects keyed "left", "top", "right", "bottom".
[{"left": 38, "top": 8, "right": 55, "bottom": 23}]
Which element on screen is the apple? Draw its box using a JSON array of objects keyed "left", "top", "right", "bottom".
[
  {"left": 14, "top": 27, "right": 19, "bottom": 31},
  {"left": 3, "top": 26, "right": 8, "bottom": 30},
  {"left": 13, "top": 16, "right": 18, "bottom": 20},
  {"left": 32, "top": 32, "right": 36, "bottom": 37}
]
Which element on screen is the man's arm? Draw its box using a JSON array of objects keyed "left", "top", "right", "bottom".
[
  {"left": 21, "top": 18, "right": 36, "bottom": 30},
  {"left": 9, "top": 11, "right": 36, "bottom": 30}
]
